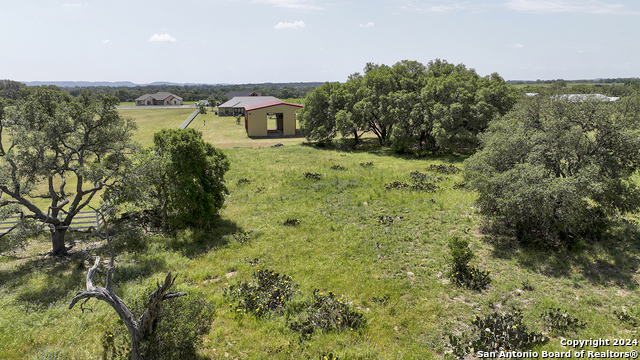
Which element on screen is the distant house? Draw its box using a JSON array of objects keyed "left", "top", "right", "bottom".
[
  {"left": 217, "top": 96, "right": 280, "bottom": 116},
  {"left": 224, "top": 90, "right": 261, "bottom": 99},
  {"left": 135, "top": 92, "right": 183, "bottom": 106}
]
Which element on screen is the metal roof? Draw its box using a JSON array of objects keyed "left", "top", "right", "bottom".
[
  {"left": 245, "top": 100, "right": 304, "bottom": 111},
  {"left": 218, "top": 96, "right": 280, "bottom": 108}
]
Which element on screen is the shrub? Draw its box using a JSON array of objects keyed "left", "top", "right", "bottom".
[
  {"left": 384, "top": 181, "right": 409, "bottom": 190},
  {"left": 330, "top": 165, "right": 347, "bottom": 170},
  {"left": 110, "top": 128, "right": 230, "bottom": 230},
  {"left": 448, "top": 237, "right": 491, "bottom": 291},
  {"left": 289, "top": 290, "right": 366, "bottom": 340},
  {"left": 471, "top": 309, "right": 548, "bottom": 353},
  {"left": 428, "top": 164, "right": 460, "bottom": 174},
  {"left": 230, "top": 230, "right": 253, "bottom": 244},
  {"left": 385, "top": 171, "right": 440, "bottom": 192},
  {"left": 464, "top": 95, "right": 640, "bottom": 246},
  {"left": 359, "top": 162, "right": 374, "bottom": 167},
  {"left": 449, "top": 309, "right": 548, "bottom": 358},
  {"left": 542, "top": 308, "right": 587, "bottom": 334},
  {"left": 283, "top": 218, "right": 300, "bottom": 226},
  {"left": 304, "top": 172, "right": 322, "bottom": 180},
  {"left": 224, "top": 269, "right": 298, "bottom": 317},
  {"left": 614, "top": 309, "right": 640, "bottom": 327},
  {"left": 410, "top": 170, "right": 443, "bottom": 183},
  {"left": 452, "top": 182, "right": 467, "bottom": 190},
  {"left": 237, "top": 178, "right": 252, "bottom": 186}
]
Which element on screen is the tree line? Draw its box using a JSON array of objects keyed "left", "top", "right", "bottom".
[
  {"left": 515, "top": 79, "right": 640, "bottom": 97},
  {"left": 0, "top": 79, "right": 322, "bottom": 104},
  {"left": 507, "top": 77, "right": 639, "bottom": 85},
  {"left": 298, "top": 59, "right": 520, "bottom": 152},
  {"left": 63, "top": 82, "right": 323, "bottom": 103}
]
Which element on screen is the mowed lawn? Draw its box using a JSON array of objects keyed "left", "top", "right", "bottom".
[
  {"left": 119, "top": 108, "right": 195, "bottom": 148},
  {"left": 121, "top": 108, "right": 306, "bottom": 149}
]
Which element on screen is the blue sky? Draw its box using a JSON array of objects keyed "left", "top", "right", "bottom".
[{"left": 1, "top": 0, "right": 638, "bottom": 84}]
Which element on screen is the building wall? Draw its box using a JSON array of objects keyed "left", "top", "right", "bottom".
[{"left": 245, "top": 104, "right": 300, "bottom": 137}]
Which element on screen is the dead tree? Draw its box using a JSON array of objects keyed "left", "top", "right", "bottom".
[
  {"left": 69, "top": 207, "right": 186, "bottom": 359},
  {"left": 69, "top": 257, "right": 186, "bottom": 360}
]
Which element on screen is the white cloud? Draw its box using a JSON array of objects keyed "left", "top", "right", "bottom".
[
  {"left": 274, "top": 21, "right": 306, "bottom": 29},
  {"left": 504, "top": 0, "right": 627, "bottom": 14},
  {"left": 63, "top": 3, "right": 86, "bottom": 6},
  {"left": 399, "top": 2, "right": 469, "bottom": 13},
  {"left": 511, "top": 43, "right": 524, "bottom": 48},
  {"left": 253, "top": 0, "right": 323, "bottom": 10},
  {"left": 359, "top": 22, "right": 375, "bottom": 28},
  {"left": 102, "top": 39, "right": 110, "bottom": 44},
  {"left": 148, "top": 33, "right": 177, "bottom": 43}
]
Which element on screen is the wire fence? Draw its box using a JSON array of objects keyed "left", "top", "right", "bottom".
[{"left": 0, "top": 202, "right": 113, "bottom": 234}]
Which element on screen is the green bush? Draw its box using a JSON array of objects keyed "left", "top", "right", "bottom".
[
  {"left": 542, "top": 308, "right": 587, "bottom": 334},
  {"left": 385, "top": 171, "right": 441, "bottom": 192},
  {"left": 304, "top": 172, "right": 322, "bottom": 180},
  {"left": 236, "top": 178, "right": 252, "bottom": 186},
  {"left": 614, "top": 309, "right": 640, "bottom": 327},
  {"left": 471, "top": 309, "right": 548, "bottom": 353},
  {"left": 384, "top": 180, "right": 409, "bottom": 190},
  {"left": 464, "top": 95, "right": 640, "bottom": 246},
  {"left": 428, "top": 164, "right": 460, "bottom": 174},
  {"left": 283, "top": 218, "right": 301, "bottom": 226},
  {"left": 225, "top": 269, "right": 298, "bottom": 317},
  {"left": 449, "top": 309, "right": 548, "bottom": 358},
  {"left": 448, "top": 237, "right": 491, "bottom": 291},
  {"left": 289, "top": 290, "right": 366, "bottom": 340}
]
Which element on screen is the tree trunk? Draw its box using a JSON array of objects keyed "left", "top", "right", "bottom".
[
  {"left": 70, "top": 257, "right": 186, "bottom": 360},
  {"left": 51, "top": 228, "right": 68, "bottom": 255}
]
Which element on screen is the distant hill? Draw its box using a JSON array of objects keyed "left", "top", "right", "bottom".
[{"left": 22, "top": 81, "right": 230, "bottom": 87}]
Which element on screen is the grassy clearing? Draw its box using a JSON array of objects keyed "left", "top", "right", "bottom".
[
  {"left": 1, "top": 110, "right": 640, "bottom": 359},
  {"left": 121, "top": 108, "right": 306, "bottom": 149},
  {"left": 119, "top": 108, "right": 195, "bottom": 148},
  {"left": 1, "top": 142, "right": 639, "bottom": 359}
]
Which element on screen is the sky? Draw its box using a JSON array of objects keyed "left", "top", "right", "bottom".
[{"left": 1, "top": 0, "right": 639, "bottom": 84}]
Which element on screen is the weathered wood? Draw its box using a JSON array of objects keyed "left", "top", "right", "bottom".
[
  {"left": 69, "top": 258, "right": 186, "bottom": 359},
  {"left": 68, "top": 204, "right": 185, "bottom": 359}
]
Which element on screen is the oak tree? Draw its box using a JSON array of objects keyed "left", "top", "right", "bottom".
[{"left": 0, "top": 86, "right": 137, "bottom": 255}]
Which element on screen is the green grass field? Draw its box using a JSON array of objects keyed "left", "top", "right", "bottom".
[{"left": 1, "top": 108, "right": 639, "bottom": 359}]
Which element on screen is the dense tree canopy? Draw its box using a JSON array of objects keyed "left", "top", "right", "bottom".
[
  {"left": 0, "top": 80, "right": 25, "bottom": 103},
  {"left": 298, "top": 60, "right": 518, "bottom": 151},
  {"left": 112, "top": 128, "right": 230, "bottom": 229},
  {"left": 0, "top": 86, "right": 137, "bottom": 255},
  {"left": 464, "top": 95, "right": 640, "bottom": 245}
]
